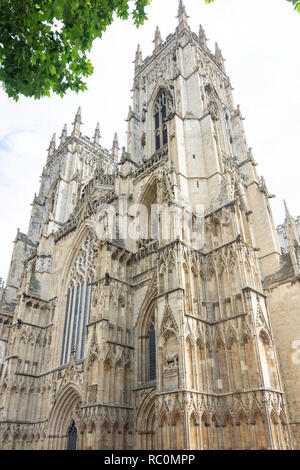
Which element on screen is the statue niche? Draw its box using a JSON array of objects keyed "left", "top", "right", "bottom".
[{"left": 161, "top": 330, "right": 179, "bottom": 391}]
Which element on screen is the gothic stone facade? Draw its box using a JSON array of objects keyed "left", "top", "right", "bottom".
[{"left": 0, "top": 3, "right": 298, "bottom": 450}]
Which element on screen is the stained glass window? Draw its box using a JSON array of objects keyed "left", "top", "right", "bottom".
[{"left": 61, "top": 233, "right": 97, "bottom": 365}]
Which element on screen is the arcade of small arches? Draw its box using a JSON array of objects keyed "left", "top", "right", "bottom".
[
  {"left": 183, "top": 328, "right": 279, "bottom": 394},
  {"left": 166, "top": 253, "right": 261, "bottom": 320},
  {"left": 138, "top": 399, "right": 290, "bottom": 450},
  {"left": 45, "top": 385, "right": 135, "bottom": 451}
]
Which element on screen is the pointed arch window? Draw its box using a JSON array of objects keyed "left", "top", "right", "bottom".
[
  {"left": 61, "top": 233, "right": 96, "bottom": 365},
  {"left": 148, "top": 316, "right": 156, "bottom": 381},
  {"left": 154, "top": 90, "right": 171, "bottom": 151}
]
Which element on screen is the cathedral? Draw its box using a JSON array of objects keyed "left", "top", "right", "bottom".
[{"left": 1, "top": 1, "right": 300, "bottom": 450}]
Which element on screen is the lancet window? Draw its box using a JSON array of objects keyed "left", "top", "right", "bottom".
[
  {"left": 154, "top": 90, "right": 170, "bottom": 151},
  {"left": 61, "top": 232, "right": 97, "bottom": 364}
]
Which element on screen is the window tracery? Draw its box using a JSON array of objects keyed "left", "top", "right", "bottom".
[
  {"left": 154, "top": 90, "right": 170, "bottom": 151},
  {"left": 61, "top": 232, "right": 97, "bottom": 364}
]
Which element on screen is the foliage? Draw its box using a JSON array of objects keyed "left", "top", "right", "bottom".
[
  {"left": 0, "top": 0, "right": 298, "bottom": 101},
  {"left": 0, "top": 0, "right": 149, "bottom": 100}
]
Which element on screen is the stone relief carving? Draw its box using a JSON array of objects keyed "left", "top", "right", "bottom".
[
  {"left": 35, "top": 256, "right": 52, "bottom": 274},
  {"left": 164, "top": 352, "right": 179, "bottom": 371}
]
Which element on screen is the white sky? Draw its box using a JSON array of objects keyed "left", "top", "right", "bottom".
[{"left": 0, "top": 0, "right": 299, "bottom": 281}]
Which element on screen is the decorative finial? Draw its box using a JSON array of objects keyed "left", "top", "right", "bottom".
[
  {"left": 60, "top": 124, "right": 67, "bottom": 144},
  {"left": 153, "top": 26, "right": 162, "bottom": 49},
  {"left": 178, "top": 0, "right": 184, "bottom": 15},
  {"left": 113, "top": 133, "right": 119, "bottom": 146},
  {"left": 199, "top": 25, "right": 208, "bottom": 48},
  {"left": 135, "top": 44, "right": 143, "bottom": 70},
  {"left": 215, "top": 42, "right": 225, "bottom": 70},
  {"left": 94, "top": 122, "right": 101, "bottom": 145},
  {"left": 47, "top": 133, "right": 56, "bottom": 158},
  {"left": 112, "top": 133, "right": 119, "bottom": 164},
  {"left": 177, "top": 0, "right": 189, "bottom": 26}
]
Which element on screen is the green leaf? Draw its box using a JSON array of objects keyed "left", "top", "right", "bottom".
[
  {"left": 0, "top": 0, "right": 150, "bottom": 100},
  {"left": 1, "top": 0, "right": 296, "bottom": 101},
  {"left": 50, "top": 65, "right": 56, "bottom": 76}
]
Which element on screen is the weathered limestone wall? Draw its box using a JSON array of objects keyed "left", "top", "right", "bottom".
[
  {"left": 266, "top": 278, "right": 300, "bottom": 449},
  {"left": 5, "top": 231, "right": 36, "bottom": 304}
]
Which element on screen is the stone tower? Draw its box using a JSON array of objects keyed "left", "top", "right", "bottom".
[{"left": 0, "top": 2, "right": 296, "bottom": 450}]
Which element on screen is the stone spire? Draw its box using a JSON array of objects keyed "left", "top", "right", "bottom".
[
  {"left": 284, "top": 201, "right": 299, "bottom": 245},
  {"left": 215, "top": 42, "right": 225, "bottom": 71},
  {"left": 135, "top": 44, "right": 143, "bottom": 71},
  {"left": 112, "top": 133, "right": 119, "bottom": 164},
  {"left": 47, "top": 133, "right": 56, "bottom": 160},
  {"left": 94, "top": 122, "right": 101, "bottom": 146},
  {"left": 153, "top": 26, "right": 162, "bottom": 50},
  {"left": 284, "top": 200, "right": 300, "bottom": 275},
  {"left": 60, "top": 123, "right": 67, "bottom": 145},
  {"left": 72, "top": 106, "right": 82, "bottom": 137},
  {"left": 199, "top": 24, "right": 208, "bottom": 48},
  {"left": 284, "top": 200, "right": 292, "bottom": 220},
  {"left": 177, "top": 0, "right": 189, "bottom": 28}
]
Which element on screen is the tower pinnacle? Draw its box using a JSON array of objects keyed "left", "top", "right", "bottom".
[
  {"left": 177, "top": 0, "right": 189, "bottom": 28},
  {"left": 153, "top": 26, "right": 162, "bottom": 50},
  {"left": 47, "top": 133, "right": 56, "bottom": 160},
  {"left": 215, "top": 42, "right": 226, "bottom": 71},
  {"left": 284, "top": 200, "right": 292, "bottom": 221},
  {"left": 94, "top": 122, "right": 101, "bottom": 146},
  {"left": 135, "top": 44, "right": 143, "bottom": 71},
  {"left": 178, "top": 0, "right": 185, "bottom": 16},
  {"left": 284, "top": 201, "right": 300, "bottom": 274},
  {"left": 199, "top": 25, "right": 208, "bottom": 48},
  {"left": 284, "top": 200, "right": 299, "bottom": 242},
  {"left": 112, "top": 133, "right": 119, "bottom": 164},
  {"left": 60, "top": 124, "right": 67, "bottom": 145},
  {"left": 72, "top": 107, "right": 82, "bottom": 137}
]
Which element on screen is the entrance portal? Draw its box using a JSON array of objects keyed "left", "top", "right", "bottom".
[
  {"left": 47, "top": 384, "right": 82, "bottom": 450},
  {"left": 68, "top": 420, "right": 77, "bottom": 450}
]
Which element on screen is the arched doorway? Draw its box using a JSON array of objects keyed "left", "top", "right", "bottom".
[
  {"left": 47, "top": 383, "right": 82, "bottom": 450},
  {"left": 68, "top": 420, "right": 77, "bottom": 450},
  {"left": 136, "top": 391, "right": 157, "bottom": 450}
]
